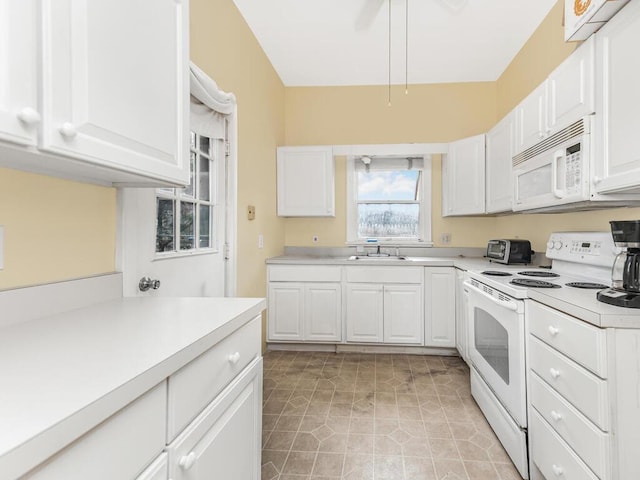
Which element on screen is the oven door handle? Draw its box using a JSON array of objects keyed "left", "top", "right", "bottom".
[{"left": 463, "top": 281, "right": 519, "bottom": 312}]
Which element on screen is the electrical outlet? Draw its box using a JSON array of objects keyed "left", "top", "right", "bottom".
[
  {"left": 312, "top": 235, "right": 319, "bottom": 243},
  {"left": 258, "top": 234, "right": 264, "bottom": 249},
  {"left": 440, "top": 233, "right": 451, "bottom": 244},
  {"left": 247, "top": 205, "right": 256, "bottom": 220}
]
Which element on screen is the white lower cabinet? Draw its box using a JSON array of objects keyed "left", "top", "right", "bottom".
[
  {"left": 267, "top": 265, "right": 342, "bottom": 342},
  {"left": 527, "top": 300, "right": 640, "bottom": 480},
  {"left": 345, "top": 266, "right": 424, "bottom": 345},
  {"left": 424, "top": 267, "right": 456, "bottom": 348},
  {"left": 167, "top": 358, "right": 262, "bottom": 480}
]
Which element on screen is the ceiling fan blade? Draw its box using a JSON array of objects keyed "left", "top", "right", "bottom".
[
  {"left": 355, "top": 0, "right": 385, "bottom": 31},
  {"left": 435, "top": 0, "right": 469, "bottom": 14}
]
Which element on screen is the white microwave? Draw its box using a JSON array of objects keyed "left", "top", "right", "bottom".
[{"left": 512, "top": 117, "right": 591, "bottom": 212}]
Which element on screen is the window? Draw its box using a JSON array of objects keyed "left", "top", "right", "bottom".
[
  {"left": 155, "top": 132, "right": 218, "bottom": 254},
  {"left": 346, "top": 155, "right": 432, "bottom": 244}
]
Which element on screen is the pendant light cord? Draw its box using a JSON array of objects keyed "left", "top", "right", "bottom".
[{"left": 388, "top": 0, "right": 392, "bottom": 106}]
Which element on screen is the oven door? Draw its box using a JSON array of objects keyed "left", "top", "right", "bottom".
[{"left": 465, "top": 280, "right": 526, "bottom": 427}]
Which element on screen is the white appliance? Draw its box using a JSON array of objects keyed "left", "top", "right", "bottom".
[{"left": 465, "top": 232, "right": 616, "bottom": 479}]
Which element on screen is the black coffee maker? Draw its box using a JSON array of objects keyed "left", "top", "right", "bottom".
[{"left": 598, "top": 220, "right": 640, "bottom": 308}]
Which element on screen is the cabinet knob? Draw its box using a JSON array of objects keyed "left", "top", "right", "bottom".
[
  {"left": 59, "top": 122, "right": 78, "bottom": 138},
  {"left": 178, "top": 451, "right": 197, "bottom": 470},
  {"left": 17, "top": 107, "right": 41, "bottom": 126},
  {"left": 550, "top": 410, "right": 563, "bottom": 422},
  {"left": 548, "top": 326, "right": 559, "bottom": 336},
  {"left": 593, "top": 176, "right": 602, "bottom": 185},
  {"left": 549, "top": 368, "right": 561, "bottom": 379},
  {"left": 228, "top": 351, "right": 241, "bottom": 365},
  {"left": 551, "top": 464, "right": 564, "bottom": 476}
]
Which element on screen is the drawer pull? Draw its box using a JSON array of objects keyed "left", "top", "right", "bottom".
[
  {"left": 550, "top": 410, "right": 563, "bottom": 422},
  {"left": 551, "top": 464, "right": 564, "bottom": 476},
  {"left": 549, "top": 368, "right": 561, "bottom": 379},
  {"left": 179, "top": 451, "right": 197, "bottom": 470},
  {"left": 59, "top": 122, "right": 78, "bottom": 138},
  {"left": 228, "top": 351, "right": 241, "bottom": 365},
  {"left": 548, "top": 326, "right": 560, "bottom": 336}
]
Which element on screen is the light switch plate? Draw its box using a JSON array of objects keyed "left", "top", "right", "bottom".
[{"left": 0, "top": 225, "right": 4, "bottom": 270}]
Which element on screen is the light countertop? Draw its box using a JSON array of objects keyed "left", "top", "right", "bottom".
[{"left": 0, "top": 296, "right": 265, "bottom": 478}]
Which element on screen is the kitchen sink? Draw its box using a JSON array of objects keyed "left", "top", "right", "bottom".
[{"left": 347, "top": 255, "right": 409, "bottom": 261}]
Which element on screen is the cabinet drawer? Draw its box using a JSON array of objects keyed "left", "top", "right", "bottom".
[
  {"left": 529, "top": 301, "right": 607, "bottom": 377},
  {"left": 25, "top": 382, "right": 166, "bottom": 480},
  {"left": 530, "top": 372, "right": 610, "bottom": 479},
  {"left": 346, "top": 266, "right": 423, "bottom": 284},
  {"left": 269, "top": 265, "right": 341, "bottom": 282},
  {"left": 530, "top": 410, "right": 599, "bottom": 480},
  {"left": 529, "top": 336, "right": 609, "bottom": 430},
  {"left": 167, "top": 316, "right": 260, "bottom": 441}
]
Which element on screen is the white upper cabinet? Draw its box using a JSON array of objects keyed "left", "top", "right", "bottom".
[
  {"left": 0, "top": 0, "right": 189, "bottom": 187},
  {"left": 592, "top": 0, "right": 640, "bottom": 194},
  {"left": 0, "top": 0, "right": 39, "bottom": 147},
  {"left": 442, "top": 134, "right": 486, "bottom": 216},
  {"left": 277, "top": 146, "right": 335, "bottom": 217},
  {"left": 485, "top": 112, "right": 515, "bottom": 214},
  {"left": 547, "top": 35, "right": 595, "bottom": 134},
  {"left": 514, "top": 36, "right": 595, "bottom": 156}
]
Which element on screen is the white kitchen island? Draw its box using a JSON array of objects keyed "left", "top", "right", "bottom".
[{"left": 0, "top": 294, "right": 265, "bottom": 480}]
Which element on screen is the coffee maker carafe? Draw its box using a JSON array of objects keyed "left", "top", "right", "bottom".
[{"left": 598, "top": 220, "right": 640, "bottom": 308}]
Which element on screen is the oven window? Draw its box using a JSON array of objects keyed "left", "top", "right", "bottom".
[{"left": 474, "top": 308, "right": 510, "bottom": 384}]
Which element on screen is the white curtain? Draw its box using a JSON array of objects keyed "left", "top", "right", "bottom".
[{"left": 189, "top": 62, "right": 236, "bottom": 139}]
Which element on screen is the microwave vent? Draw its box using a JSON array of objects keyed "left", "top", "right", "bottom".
[{"left": 512, "top": 118, "right": 586, "bottom": 167}]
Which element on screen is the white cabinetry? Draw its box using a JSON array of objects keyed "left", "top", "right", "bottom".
[
  {"left": 267, "top": 265, "right": 342, "bottom": 342},
  {"left": 0, "top": 0, "right": 189, "bottom": 187},
  {"left": 527, "top": 300, "right": 640, "bottom": 480},
  {"left": 167, "top": 358, "right": 262, "bottom": 480},
  {"left": 514, "top": 35, "right": 595, "bottom": 156},
  {"left": 485, "top": 112, "right": 515, "bottom": 213},
  {"left": 454, "top": 268, "right": 469, "bottom": 362},
  {"left": 277, "top": 146, "right": 335, "bottom": 217},
  {"left": 593, "top": 0, "right": 640, "bottom": 194},
  {"left": 424, "top": 267, "right": 456, "bottom": 348},
  {"left": 345, "top": 266, "right": 423, "bottom": 345},
  {"left": 442, "top": 134, "right": 486, "bottom": 216},
  {"left": 0, "top": 0, "right": 39, "bottom": 147}
]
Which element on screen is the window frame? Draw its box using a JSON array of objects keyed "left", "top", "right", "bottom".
[
  {"left": 346, "top": 154, "right": 432, "bottom": 246},
  {"left": 154, "top": 132, "right": 219, "bottom": 257}
]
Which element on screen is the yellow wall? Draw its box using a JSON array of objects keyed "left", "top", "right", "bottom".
[
  {"left": 283, "top": 0, "right": 640, "bottom": 252},
  {"left": 190, "top": 0, "right": 286, "bottom": 302},
  {"left": 0, "top": 168, "right": 116, "bottom": 290}
]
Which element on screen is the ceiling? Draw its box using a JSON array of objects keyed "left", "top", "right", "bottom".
[{"left": 231, "top": 0, "right": 558, "bottom": 87}]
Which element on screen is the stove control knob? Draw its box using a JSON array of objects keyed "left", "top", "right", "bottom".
[
  {"left": 553, "top": 240, "right": 563, "bottom": 250},
  {"left": 547, "top": 240, "right": 555, "bottom": 250}
]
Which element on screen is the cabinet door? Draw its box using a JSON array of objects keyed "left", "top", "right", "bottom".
[
  {"left": 514, "top": 83, "right": 546, "bottom": 155},
  {"left": 442, "top": 134, "right": 486, "bottom": 216},
  {"left": 0, "top": 0, "right": 39, "bottom": 146},
  {"left": 40, "top": 0, "right": 189, "bottom": 185},
  {"left": 345, "top": 283, "right": 383, "bottom": 343},
  {"left": 383, "top": 285, "right": 423, "bottom": 344},
  {"left": 304, "top": 283, "right": 342, "bottom": 342},
  {"left": 593, "top": 1, "right": 640, "bottom": 194},
  {"left": 277, "top": 146, "right": 335, "bottom": 217},
  {"left": 268, "top": 283, "right": 304, "bottom": 341},
  {"left": 424, "top": 268, "right": 456, "bottom": 348},
  {"left": 547, "top": 35, "right": 595, "bottom": 134},
  {"left": 455, "top": 269, "right": 469, "bottom": 363},
  {"left": 169, "top": 359, "right": 262, "bottom": 480},
  {"left": 485, "top": 112, "right": 514, "bottom": 214}
]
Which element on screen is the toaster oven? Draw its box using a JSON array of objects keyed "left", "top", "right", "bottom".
[{"left": 487, "top": 239, "right": 532, "bottom": 264}]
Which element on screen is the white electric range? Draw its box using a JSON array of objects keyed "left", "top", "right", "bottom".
[{"left": 463, "top": 232, "right": 616, "bottom": 479}]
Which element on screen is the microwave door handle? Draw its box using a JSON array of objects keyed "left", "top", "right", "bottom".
[
  {"left": 463, "top": 281, "right": 518, "bottom": 312},
  {"left": 552, "top": 149, "right": 565, "bottom": 199}
]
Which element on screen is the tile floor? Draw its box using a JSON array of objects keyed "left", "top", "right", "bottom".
[{"left": 261, "top": 351, "right": 522, "bottom": 480}]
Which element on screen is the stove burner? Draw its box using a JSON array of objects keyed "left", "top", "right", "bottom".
[
  {"left": 566, "top": 282, "right": 609, "bottom": 289},
  {"left": 518, "top": 270, "right": 560, "bottom": 278},
  {"left": 481, "top": 270, "right": 513, "bottom": 277},
  {"left": 510, "top": 278, "right": 561, "bottom": 288}
]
